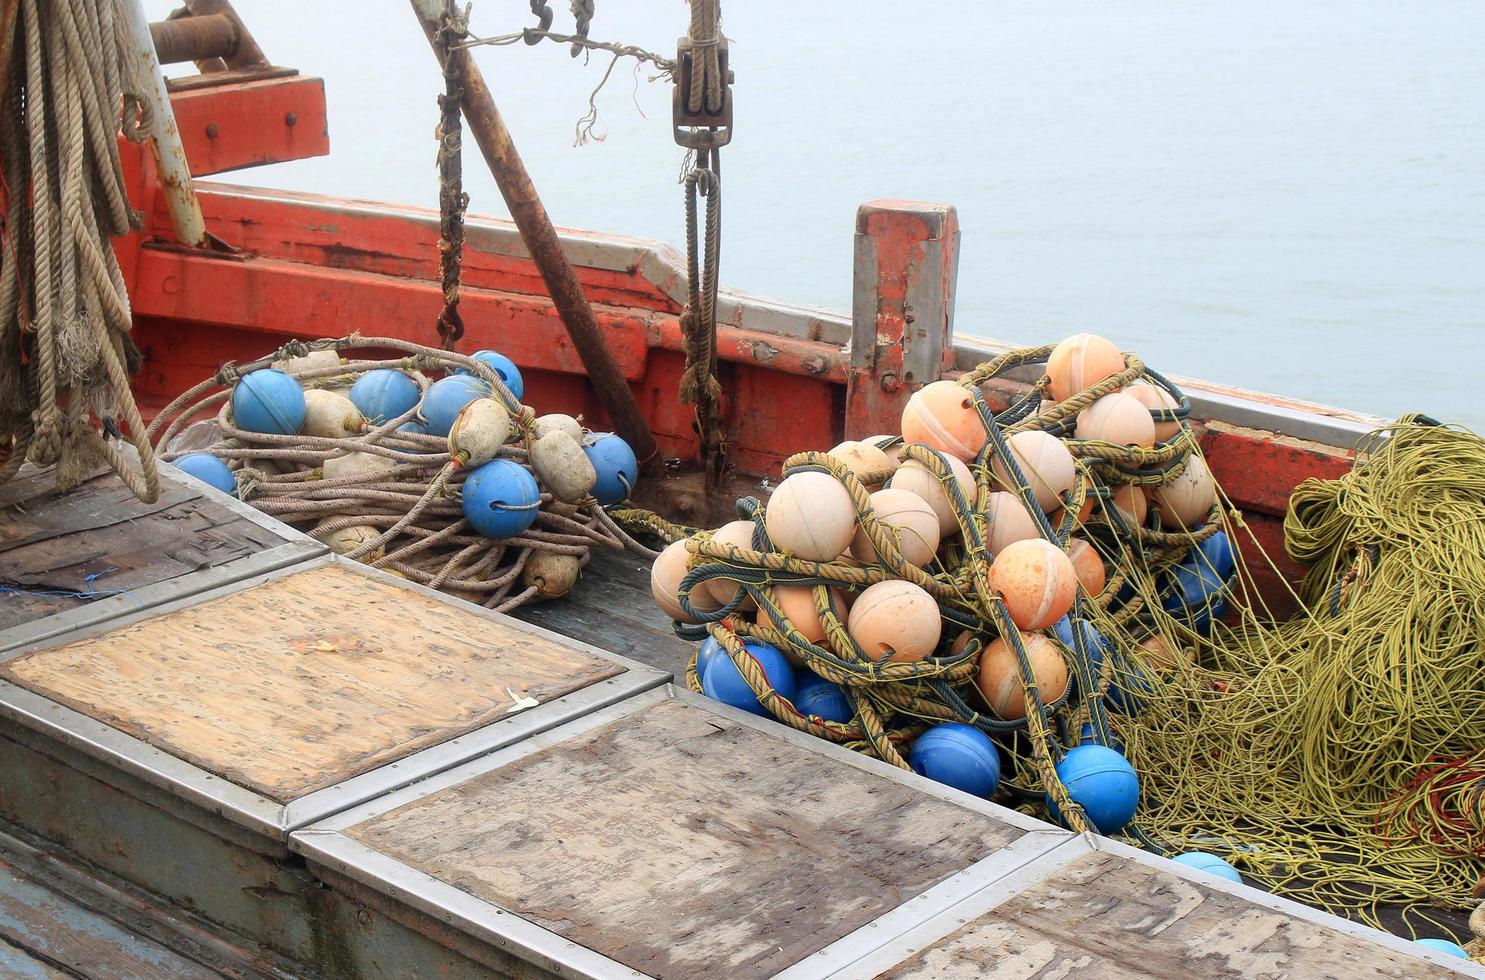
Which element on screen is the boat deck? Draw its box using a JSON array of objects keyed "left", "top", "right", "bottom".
[
  {"left": 0, "top": 465, "right": 1477, "bottom": 979},
  {"left": 512, "top": 548, "right": 694, "bottom": 680}
]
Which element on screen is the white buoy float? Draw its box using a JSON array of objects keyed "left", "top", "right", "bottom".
[{"left": 529, "top": 430, "right": 598, "bottom": 503}]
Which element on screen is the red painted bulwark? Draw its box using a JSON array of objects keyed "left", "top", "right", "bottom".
[
  {"left": 115, "top": 83, "right": 1356, "bottom": 609},
  {"left": 169, "top": 76, "right": 329, "bottom": 177}
]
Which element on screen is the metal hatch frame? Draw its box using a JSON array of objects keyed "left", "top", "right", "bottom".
[
  {"left": 0, "top": 460, "right": 327, "bottom": 655},
  {"left": 0, "top": 553, "right": 670, "bottom": 842},
  {"left": 806, "top": 833, "right": 1485, "bottom": 980},
  {"left": 290, "top": 685, "right": 1073, "bottom": 980}
]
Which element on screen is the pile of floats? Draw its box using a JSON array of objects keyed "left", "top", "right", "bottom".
[
  {"left": 147, "top": 336, "right": 645, "bottom": 612},
  {"left": 649, "top": 332, "right": 1241, "bottom": 872}
]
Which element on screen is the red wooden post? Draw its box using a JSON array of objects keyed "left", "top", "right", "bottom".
[{"left": 844, "top": 201, "right": 960, "bottom": 440}]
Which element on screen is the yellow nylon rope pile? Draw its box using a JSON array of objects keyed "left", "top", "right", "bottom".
[{"left": 1122, "top": 416, "right": 1485, "bottom": 934}]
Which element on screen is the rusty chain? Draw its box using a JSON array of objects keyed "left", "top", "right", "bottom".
[{"left": 433, "top": 2, "right": 469, "bottom": 350}]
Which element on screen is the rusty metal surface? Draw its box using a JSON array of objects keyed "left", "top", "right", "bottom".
[
  {"left": 173, "top": 0, "right": 267, "bottom": 70},
  {"left": 149, "top": 13, "right": 238, "bottom": 65},
  {"left": 408, "top": 0, "right": 656, "bottom": 464},
  {"left": 846, "top": 201, "right": 960, "bottom": 439}
]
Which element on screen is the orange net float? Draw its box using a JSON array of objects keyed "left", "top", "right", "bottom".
[
  {"left": 650, "top": 539, "right": 722, "bottom": 623},
  {"left": 901, "top": 380, "right": 985, "bottom": 461},
  {"left": 1045, "top": 332, "right": 1126, "bottom": 402},
  {"left": 888, "top": 453, "right": 976, "bottom": 538},
  {"left": 850, "top": 488, "right": 941, "bottom": 566},
  {"left": 847, "top": 580, "right": 942, "bottom": 662},
  {"left": 1127, "top": 380, "right": 1182, "bottom": 442},
  {"left": 1075, "top": 391, "right": 1157, "bottom": 448},
  {"left": 988, "top": 538, "right": 1078, "bottom": 630},
  {"left": 764, "top": 471, "right": 859, "bottom": 561},
  {"left": 1067, "top": 537, "right": 1107, "bottom": 598},
  {"left": 977, "top": 632, "right": 1070, "bottom": 721},
  {"left": 698, "top": 520, "right": 761, "bottom": 609},
  {"left": 1153, "top": 454, "right": 1218, "bottom": 529},
  {"left": 984, "top": 491, "right": 1042, "bottom": 555},
  {"left": 827, "top": 440, "right": 897, "bottom": 482},
  {"left": 990, "top": 430, "right": 1077, "bottom": 511}
]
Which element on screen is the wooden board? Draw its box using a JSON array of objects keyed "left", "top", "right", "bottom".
[
  {"left": 0, "top": 564, "right": 625, "bottom": 803},
  {"left": 347, "top": 698, "right": 1030, "bottom": 979},
  {"left": 877, "top": 851, "right": 1460, "bottom": 979},
  {"left": 511, "top": 547, "right": 693, "bottom": 679},
  {"left": 0, "top": 465, "right": 292, "bottom": 630}
]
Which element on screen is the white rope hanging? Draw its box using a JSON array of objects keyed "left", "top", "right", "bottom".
[{"left": 0, "top": 0, "right": 159, "bottom": 501}]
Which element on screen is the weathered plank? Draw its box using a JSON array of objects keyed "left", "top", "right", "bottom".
[
  {"left": 877, "top": 851, "right": 1459, "bottom": 980},
  {"left": 348, "top": 698, "right": 1029, "bottom": 979},
  {"left": 0, "top": 496, "right": 287, "bottom": 630},
  {"left": 511, "top": 547, "right": 693, "bottom": 678},
  {"left": 0, "top": 563, "right": 626, "bottom": 803},
  {"left": 0, "top": 856, "right": 219, "bottom": 979},
  {"left": 0, "top": 470, "right": 197, "bottom": 553}
]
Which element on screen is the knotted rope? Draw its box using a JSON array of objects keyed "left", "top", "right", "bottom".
[
  {"left": 0, "top": 0, "right": 158, "bottom": 501},
  {"left": 148, "top": 335, "right": 644, "bottom": 613}
]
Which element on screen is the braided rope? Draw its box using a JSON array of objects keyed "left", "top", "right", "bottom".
[
  {"left": 149, "top": 335, "right": 638, "bottom": 613},
  {"left": 1, "top": 0, "right": 158, "bottom": 502}
]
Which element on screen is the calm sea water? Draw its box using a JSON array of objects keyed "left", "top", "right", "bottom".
[{"left": 147, "top": 1, "right": 1485, "bottom": 431}]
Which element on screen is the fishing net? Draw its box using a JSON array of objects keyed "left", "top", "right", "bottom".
[
  {"left": 147, "top": 335, "right": 653, "bottom": 612},
  {"left": 623, "top": 341, "right": 1484, "bottom": 942},
  {"left": 1126, "top": 416, "right": 1485, "bottom": 933}
]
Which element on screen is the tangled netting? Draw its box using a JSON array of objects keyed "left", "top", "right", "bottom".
[
  {"left": 623, "top": 345, "right": 1218, "bottom": 832},
  {"left": 622, "top": 344, "right": 1484, "bottom": 942},
  {"left": 1, "top": 0, "right": 158, "bottom": 500},
  {"left": 1127, "top": 416, "right": 1485, "bottom": 936},
  {"left": 146, "top": 335, "right": 653, "bottom": 612}
]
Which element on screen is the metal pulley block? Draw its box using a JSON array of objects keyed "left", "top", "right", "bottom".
[{"left": 673, "top": 37, "right": 733, "bottom": 148}]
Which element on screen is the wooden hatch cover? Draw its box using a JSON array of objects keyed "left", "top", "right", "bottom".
[
  {"left": 0, "top": 463, "right": 299, "bottom": 632},
  {"left": 0, "top": 563, "right": 625, "bottom": 802},
  {"left": 343, "top": 697, "right": 1036, "bottom": 979},
  {"left": 876, "top": 850, "right": 1462, "bottom": 980}
]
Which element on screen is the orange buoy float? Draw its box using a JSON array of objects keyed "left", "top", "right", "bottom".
[
  {"left": 991, "top": 430, "right": 1077, "bottom": 511},
  {"left": 889, "top": 454, "right": 976, "bottom": 537},
  {"left": 977, "top": 633, "right": 1070, "bottom": 720},
  {"left": 851, "top": 488, "right": 942, "bottom": 566},
  {"left": 765, "top": 471, "right": 858, "bottom": 560},
  {"left": 1127, "top": 381, "right": 1181, "bottom": 441},
  {"left": 758, "top": 585, "right": 851, "bottom": 663},
  {"left": 1153, "top": 455, "right": 1217, "bottom": 529},
  {"left": 1046, "top": 333, "right": 1126, "bottom": 402},
  {"left": 900, "top": 380, "right": 985, "bottom": 461},
  {"left": 1075, "top": 391, "right": 1156, "bottom": 448},
  {"left": 985, "top": 491, "right": 1042, "bottom": 555},
  {"left": 650, "top": 539, "right": 723, "bottom": 623},
  {"left": 699, "top": 520, "right": 761, "bottom": 609},
  {"left": 848, "top": 580, "right": 942, "bottom": 662},
  {"left": 989, "top": 538, "right": 1078, "bottom": 630},
  {"left": 829, "top": 440, "right": 897, "bottom": 482},
  {"left": 1067, "top": 537, "right": 1107, "bottom": 598},
  {"left": 1110, "top": 483, "right": 1148, "bottom": 529}
]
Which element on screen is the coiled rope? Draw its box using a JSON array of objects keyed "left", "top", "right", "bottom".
[
  {"left": 147, "top": 335, "right": 646, "bottom": 612},
  {"left": 0, "top": 0, "right": 158, "bottom": 501}
]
